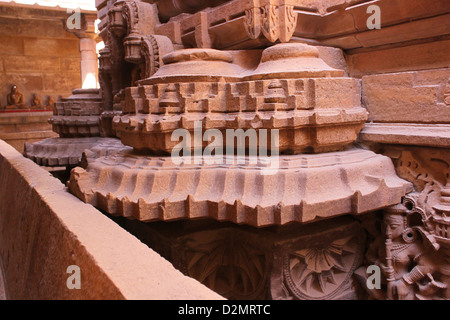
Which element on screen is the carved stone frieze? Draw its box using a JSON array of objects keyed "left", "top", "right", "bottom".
[{"left": 121, "top": 216, "right": 365, "bottom": 300}]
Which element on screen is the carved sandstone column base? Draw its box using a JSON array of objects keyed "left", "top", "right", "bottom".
[
  {"left": 50, "top": 89, "right": 103, "bottom": 138},
  {"left": 24, "top": 137, "right": 127, "bottom": 167},
  {"left": 68, "top": 148, "right": 412, "bottom": 227}
]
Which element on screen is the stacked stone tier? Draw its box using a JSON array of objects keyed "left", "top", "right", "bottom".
[
  {"left": 114, "top": 44, "right": 368, "bottom": 154},
  {"left": 50, "top": 89, "right": 103, "bottom": 138}
]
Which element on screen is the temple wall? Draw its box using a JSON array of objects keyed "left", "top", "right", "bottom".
[
  {"left": 0, "top": 4, "right": 101, "bottom": 153},
  {"left": 0, "top": 140, "right": 223, "bottom": 300},
  {"left": 0, "top": 5, "right": 82, "bottom": 108}
]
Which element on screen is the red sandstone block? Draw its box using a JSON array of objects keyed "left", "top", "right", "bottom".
[
  {"left": 3, "top": 56, "right": 61, "bottom": 73},
  {"left": 23, "top": 38, "right": 80, "bottom": 57},
  {"left": 362, "top": 69, "right": 450, "bottom": 123},
  {"left": 2, "top": 74, "right": 43, "bottom": 92},
  {"left": 61, "top": 58, "right": 81, "bottom": 73},
  {"left": 348, "top": 39, "right": 450, "bottom": 76},
  {"left": 0, "top": 36, "right": 24, "bottom": 56},
  {"left": 43, "top": 73, "right": 81, "bottom": 93}
]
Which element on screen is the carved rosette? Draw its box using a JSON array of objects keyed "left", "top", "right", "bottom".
[
  {"left": 131, "top": 217, "right": 366, "bottom": 300},
  {"left": 271, "top": 220, "right": 365, "bottom": 300}
]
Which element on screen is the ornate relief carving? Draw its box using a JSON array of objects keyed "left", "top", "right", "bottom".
[
  {"left": 354, "top": 147, "right": 450, "bottom": 299},
  {"left": 244, "top": 3, "right": 297, "bottom": 43},
  {"left": 279, "top": 5, "right": 297, "bottom": 43},
  {"left": 261, "top": 5, "right": 280, "bottom": 43},
  {"left": 244, "top": 8, "right": 262, "bottom": 39},
  {"left": 271, "top": 220, "right": 365, "bottom": 300},
  {"left": 173, "top": 230, "right": 271, "bottom": 300},
  {"left": 284, "top": 236, "right": 362, "bottom": 299}
]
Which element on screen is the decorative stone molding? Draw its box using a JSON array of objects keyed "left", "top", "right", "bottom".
[
  {"left": 68, "top": 148, "right": 411, "bottom": 227},
  {"left": 50, "top": 89, "right": 103, "bottom": 138},
  {"left": 24, "top": 137, "right": 125, "bottom": 167},
  {"left": 114, "top": 43, "right": 367, "bottom": 154},
  {"left": 141, "top": 35, "right": 175, "bottom": 79}
]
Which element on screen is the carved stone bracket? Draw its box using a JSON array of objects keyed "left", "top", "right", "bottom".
[{"left": 244, "top": 2, "right": 297, "bottom": 43}]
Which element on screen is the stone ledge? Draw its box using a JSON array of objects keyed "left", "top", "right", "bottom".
[
  {"left": 0, "top": 140, "right": 223, "bottom": 300},
  {"left": 360, "top": 123, "right": 450, "bottom": 148},
  {"left": 0, "top": 131, "right": 57, "bottom": 140}
]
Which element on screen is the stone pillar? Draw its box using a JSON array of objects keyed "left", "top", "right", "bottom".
[
  {"left": 64, "top": 13, "right": 100, "bottom": 89},
  {"left": 79, "top": 36, "right": 99, "bottom": 89}
]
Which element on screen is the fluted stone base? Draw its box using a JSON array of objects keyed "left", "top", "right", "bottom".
[
  {"left": 68, "top": 148, "right": 412, "bottom": 227},
  {"left": 24, "top": 137, "right": 128, "bottom": 167}
]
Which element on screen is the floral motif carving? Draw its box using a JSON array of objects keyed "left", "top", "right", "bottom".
[
  {"left": 261, "top": 5, "right": 280, "bottom": 43},
  {"left": 282, "top": 234, "right": 364, "bottom": 300},
  {"left": 173, "top": 231, "right": 271, "bottom": 300}
]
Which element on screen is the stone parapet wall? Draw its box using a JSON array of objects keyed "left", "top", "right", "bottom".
[{"left": 0, "top": 139, "right": 223, "bottom": 300}]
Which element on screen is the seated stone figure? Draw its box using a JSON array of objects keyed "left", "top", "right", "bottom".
[
  {"left": 5, "top": 85, "right": 25, "bottom": 110},
  {"left": 31, "top": 94, "right": 42, "bottom": 109},
  {"left": 46, "top": 96, "right": 55, "bottom": 110}
]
